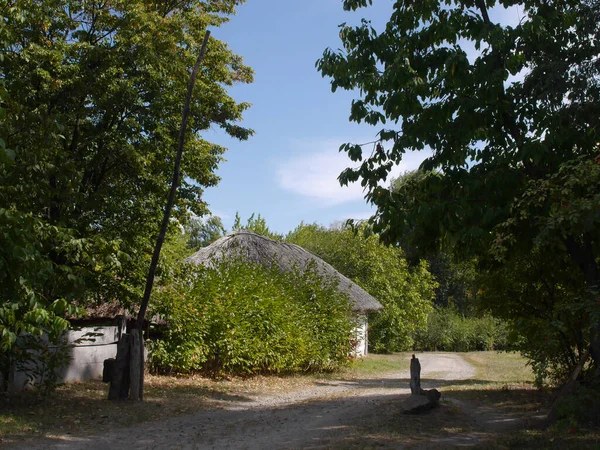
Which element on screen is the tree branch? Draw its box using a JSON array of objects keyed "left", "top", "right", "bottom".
[{"left": 477, "top": 0, "right": 491, "bottom": 24}]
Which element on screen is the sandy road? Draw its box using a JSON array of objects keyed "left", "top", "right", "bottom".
[{"left": 13, "top": 353, "right": 478, "bottom": 450}]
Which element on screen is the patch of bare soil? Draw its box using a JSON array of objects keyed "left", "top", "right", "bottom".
[{"left": 8, "top": 353, "right": 530, "bottom": 450}]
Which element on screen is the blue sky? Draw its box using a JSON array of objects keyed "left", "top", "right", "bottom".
[{"left": 201, "top": 1, "right": 523, "bottom": 234}]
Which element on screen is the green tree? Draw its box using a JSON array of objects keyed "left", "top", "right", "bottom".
[
  {"left": 477, "top": 248, "right": 591, "bottom": 385},
  {"left": 392, "top": 171, "right": 479, "bottom": 315},
  {"left": 186, "top": 215, "right": 226, "bottom": 251},
  {"left": 232, "top": 212, "right": 284, "bottom": 240},
  {"left": 0, "top": 0, "right": 252, "bottom": 379},
  {"left": 286, "top": 223, "right": 436, "bottom": 352},
  {"left": 318, "top": 0, "right": 600, "bottom": 376}
]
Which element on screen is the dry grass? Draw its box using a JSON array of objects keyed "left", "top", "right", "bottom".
[
  {"left": 475, "top": 429, "right": 600, "bottom": 450},
  {"left": 0, "top": 372, "right": 314, "bottom": 445},
  {"left": 441, "top": 351, "right": 539, "bottom": 403},
  {"left": 326, "top": 352, "right": 600, "bottom": 450},
  {"left": 2, "top": 352, "right": 599, "bottom": 449},
  {"left": 0, "top": 354, "right": 404, "bottom": 443},
  {"left": 327, "top": 352, "right": 412, "bottom": 379},
  {"left": 460, "top": 351, "right": 535, "bottom": 384}
]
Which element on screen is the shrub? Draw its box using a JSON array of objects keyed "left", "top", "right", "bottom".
[
  {"left": 9, "top": 331, "right": 73, "bottom": 395},
  {"left": 149, "top": 259, "right": 356, "bottom": 376},
  {"left": 286, "top": 223, "right": 436, "bottom": 353},
  {"left": 477, "top": 250, "right": 595, "bottom": 386},
  {"left": 414, "top": 306, "right": 509, "bottom": 352},
  {"left": 554, "top": 383, "right": 600, "bottom": 432}
]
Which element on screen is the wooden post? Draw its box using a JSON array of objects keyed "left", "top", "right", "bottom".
[
  {"left": 108, "top": 334, "right": 131, "bottom": 400},
  {"left": 410, "top": 354, "right": 421, "bottom": 395},
  {"left": 129, "top": 331, "right": 141, "bottom": 401},
  {"left": 115, "top": 315, "right": 126, "bottom": 340}
]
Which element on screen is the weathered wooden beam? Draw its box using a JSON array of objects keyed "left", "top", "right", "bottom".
[
  {"left": 115, "top": 315, "right": 127, "bottom": 340},
  {"left": 135, "top": 30, "right": 211, "bottom": 402},
  {"left": 410, "top": 354, "right": 421, "bottom": 395},
  {"left": 129, "top": 331, "right": 141, "bottom": 401},
  {"left": 108, "top": 334, "right": 131, "bottom": 400}
]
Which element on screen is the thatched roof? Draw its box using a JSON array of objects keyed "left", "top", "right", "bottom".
[{"left": 184, "top": 230, "right": 383, "bottom": 313}]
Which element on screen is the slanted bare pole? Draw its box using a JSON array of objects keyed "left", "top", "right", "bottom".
[{"left": 133, "top": 30, "right": 211, "bottom": 401}]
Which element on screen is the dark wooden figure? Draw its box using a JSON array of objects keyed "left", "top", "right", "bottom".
[
  {"left": 410, "top": 354, "right": 421, "bottom": 395},
  {"left": 107, "top": 333, "right": 132, "bottom": 400},
  {"left": 129, "top": 331, "right": 141, "bottom": 401},
  {"left": 403, "top": 354, "right": 441, "bottom": 413},
  {"left": 102, "top": 358, "right": 115, "bottom": 383}
]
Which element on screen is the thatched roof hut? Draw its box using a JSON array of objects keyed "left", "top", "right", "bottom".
[{"left": 184, "top": 230, "right": 383, "bottom": 313}]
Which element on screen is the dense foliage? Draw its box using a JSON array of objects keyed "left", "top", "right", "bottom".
[
  {"left": 0, "top": 0, "right": 252, "bottom": 382},
  {"left": 232, "top": 212, "right": 284, "bottom": 241},
  {"left": 149, "top": 259, "right": 356, "bottom": 375},
  {"left": 286, "top": 223, "right": 436, "bottom": 353},
  {"left": 414, "top": 306, "right": 508, "bottom": 353},
  {"left": 185, "top": 216, "right": 226, "bottom": 251},
  {"left": 426, "top": 252, "right": 478, "bottom": 315},
  {"left": 318, "top": 0, "right": 600, "bottom": 379},
  {"left": 478, "top": 249, "right": 594, "bottom": 386}
]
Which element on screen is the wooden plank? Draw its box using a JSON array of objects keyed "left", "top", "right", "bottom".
[
  {"left": 129, "top": 331, "right": 141, "bottom": 401},
  {"left": 410, "top": 354, "right": 421, "bottom": 395},
  {"left": 116, "top": 315, "right": 127, "bottom": 340},
  {"left": 108, "top": 334, "right": 131, "bottom": 400}
]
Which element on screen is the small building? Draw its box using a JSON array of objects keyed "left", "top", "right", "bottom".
[
  {"left": 6, "top": 305, "right": 159, "bottom": 391},
  {"left": 185, "top": 230, "right": 383, "bottom": 356}
]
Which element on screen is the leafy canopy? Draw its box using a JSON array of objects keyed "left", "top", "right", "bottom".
[
  {"left": 317, "top": 0, "right": 599, "bottom": 254},
  {"left": 232, "top": 212, "right": 284, "bottom": 241},
  {"left": 0, "top": 1, "right": 252, "bottom": 357},
  {"left": 318, "top": 0, "right": 600, "bottom": 373},
  {"left": 185, "top": 215, "right": 226, "bottom": 251}
]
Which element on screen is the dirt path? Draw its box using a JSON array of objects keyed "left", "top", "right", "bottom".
[{"left": 12, "top": 353, "right": 519, "bottom": 450}]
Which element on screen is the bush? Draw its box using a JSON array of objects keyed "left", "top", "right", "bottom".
[
  {"left": 414, "top": 307, "right": 509, "bottom": 352},
  {"left": 286, "top": 223, "right": 436, "bottom": 353},
  {"left": 555, "top": 383, "right": 600, "bottom": 432},
  {"left": 148, "top": 259, "right": 356, "bottom": 376},
  {"left": 9, "top": 331, "right": 73, "bottom": 395},
  {"left": 477, "top": 250, "right": 595, "bottom": 387}
]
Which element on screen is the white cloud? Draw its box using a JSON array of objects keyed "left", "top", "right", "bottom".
[{"left": 276, "top": 139, "right": 430, "bottom": 206}]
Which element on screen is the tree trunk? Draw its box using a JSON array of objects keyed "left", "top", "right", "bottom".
[
  {"left": 565, "top": 235, "right": 600, "bottom": 376},
  {"left": 131, "top": 30, "right": 211, "bottom": 401}
]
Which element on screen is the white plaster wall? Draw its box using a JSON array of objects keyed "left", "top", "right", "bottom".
[
  {"left": 9, "top": 326, "right": 119, "bottom": 390},
  {"left": 353, "top": 314, "right": 368, "bottom": 357},
  {"left": 60, "top": 326, "right": 120, "bottom": 383}
]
